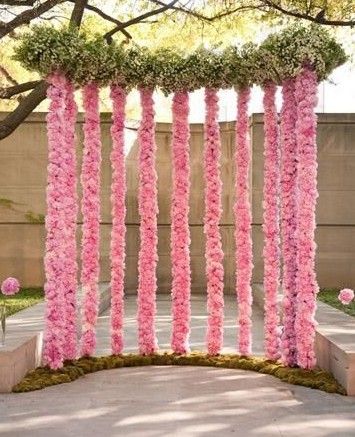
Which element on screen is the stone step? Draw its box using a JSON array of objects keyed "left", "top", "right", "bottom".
[{"left": 252, "top": 283, "right": 355, "bottom": 395}]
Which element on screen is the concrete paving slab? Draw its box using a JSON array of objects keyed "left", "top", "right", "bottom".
[
  {"left": 95, "top": 295, "right": 265, "bottom": 356},
  {"left": 1, "top": 366, "right": 355, "bottom": 437},
  {"left": 2, "top": 295, "right": 355, "bottom": 437}
]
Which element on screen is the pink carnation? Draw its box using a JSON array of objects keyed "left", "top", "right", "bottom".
[
  {"left": 204, "top": 88, "right": 224, "bottom": 356},
  {"left": 262, "top": 81, "right": 281, "bottom": 361},
  {"left": 338, "top": 288, "right": 354, "bottom": 305},
  {"left": 235, "top": 87, "right": 253, "bottom": 356},
  {"left": 1, "top": 277, "right": 20, "bottom": 296}
]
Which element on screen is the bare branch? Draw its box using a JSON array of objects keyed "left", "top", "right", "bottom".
[
  {"left": 0, "top": 1, "right": 35, "bottom": 6},
  {"left": 151, "top": 0, "right": 354, "bottom": 26},
  {"left": 0, "top": 80, "right": 40, "bottom": 98},
  {"left": 0, "top": 0, "right": 65, "bottom": 39},
  {"left": 69, "top": 0, "right": 87, "bottom": 27},
  {"left": 0, "top": 80, "right": 47, "bottom": 139},
  {"left": 104, "top": 0, "right": 180, "bottom": 43},
  {"left": 0, "top": 0, "right": 88, "bottom": 140},
  {"left": 68, "top": 1, "right": 132, "bottom": 39},
  {"left": 261, "top": 0, "right": 355, "bottom": 26},
  {"left": 38, "top": 14, "right": 69, "bottom": 22},
  {"left": 0, "top": 65, "right": 18, "bottom": 86},
  {"left": 149, "top": 0, "right": 263, "bottom": 22}
]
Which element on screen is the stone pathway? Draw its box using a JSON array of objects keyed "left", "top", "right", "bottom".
[
  {"left": 1, "top": 296, "right": 355, "bottom": 437},
  {"left": 96, "top": 295, "right": 265, "bottom": 356},
  {"left": 1, "top": 366, "right": 355, "bottom": 436}
]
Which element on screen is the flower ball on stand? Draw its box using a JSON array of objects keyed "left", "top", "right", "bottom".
[
  {"left": 1, "top": 277, "right": 20, "bottom": 346},
  {"left": 338, "top": 288, "right": 355, "bottom": 306},
  {"left": 1, "top": 277, "right": 20, "bottom": 296}
]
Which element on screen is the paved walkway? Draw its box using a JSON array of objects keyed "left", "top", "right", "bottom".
[
  {"left": 95, "top": 295, "right": 265, "bottom": 356},
  {"left": 1, "top": 366, "right": 355, "bottom": 437},
  {"left": 1, "top": 296, "right": 355, "bottom": 437}
]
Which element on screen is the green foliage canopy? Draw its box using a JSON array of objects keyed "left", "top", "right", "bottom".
[{"left": 14, "top": 23, "right": 347, "bottom": 93}]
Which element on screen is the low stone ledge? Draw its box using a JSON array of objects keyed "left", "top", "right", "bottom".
[
  {"left": 0, "top": 282, "right": 111, "bottom": 393},
  {"left": 253, "top": 283, "right": 355, "bottom": 395}
]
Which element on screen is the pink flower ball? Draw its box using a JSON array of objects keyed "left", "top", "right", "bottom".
[
  {"left": 338, "top": 288, "right": 354, "bottom": 305},
  {"left": 1, "top": 277, "right": 20, "bottom": 296}
]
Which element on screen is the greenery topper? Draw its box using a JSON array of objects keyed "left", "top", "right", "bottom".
[{"left": 14, "top": 24, "right": 347, "bottom": 92}]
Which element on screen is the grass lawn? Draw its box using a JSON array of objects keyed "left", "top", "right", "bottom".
[
  {"left": 3, "top": 286, "right": 354, "bottom": 319},
  {"left": 3, "top": 287, "right": 44, "bottom": 317},
  {"left": 318, "top": 288, "right": 355, "bottom": 318}
]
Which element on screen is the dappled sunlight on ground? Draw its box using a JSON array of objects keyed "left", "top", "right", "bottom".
[
  {"left": 1, "top": 366, "right": 355, "bottom": 436},
  {"left": 2, "top": 296, "right": 355, "bottom": 436}
]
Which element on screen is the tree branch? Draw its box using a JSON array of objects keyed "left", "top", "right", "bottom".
[
  {"left": 0, "top": 0, "right": 88, "bottom": 140},
  {"left": 0, "top": 65, "right": 18, "bottom": 86},
  {"left": 0, "top": 1, "right": 35, "bottom": 6},
  {"left": 0, "top": 81, "right": 47, "bottom": 139},
  {"left": 150, "top": 0, "right": 354, "bottom": 26},
  {"left": 69, "top": 0, "right": 87, "bottom": 27},
  {"left": 69, "top": 1, "right": 132, "bottom": 39},
  {"left": 149, "top": 0, "right": 261, "bottom": 21},
  {"left": 0, "top": 80, "right": 41, "bottom": 98},
  {"left": 261, "top": 0, "right": 355, "bottom": 26},
  {"left": 0, "top": 0, "right": 65, "bottom": 39},
  {"left": 104, "top": 0, "right": 180, "bottom": 43}
]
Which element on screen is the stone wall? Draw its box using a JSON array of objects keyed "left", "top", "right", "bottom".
[
  {"left": 0, "top": 112, "right": 354, "bottom": 290},
  {"left": 251, "top": 113, "right": 355, "bottom": 289}
]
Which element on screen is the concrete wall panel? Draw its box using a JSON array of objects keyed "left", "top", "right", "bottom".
[{"left": 0, "top": 112, "right": 354, "bottom": 289}]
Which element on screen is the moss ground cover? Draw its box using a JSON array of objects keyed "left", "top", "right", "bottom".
[
  {"left": 13, "top": 352, "right": 346, "bottom": 395},
  {"left": 9, "top": 287, "right": 353, "bottom": 394}
]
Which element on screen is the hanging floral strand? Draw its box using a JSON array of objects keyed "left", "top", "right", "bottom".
[
  {"left": 110, "top": 85, "right": 127, "bottom": 355},
  {"left": 62, "top": 76, "right": 79, "bottom": 361},
  {"left": 137, "top": 88, "right": 159, "bottom": 355},
  {"left": 262, "top": 82, "right": 281, "bottom": 361},
  {"left": 235, "top": 87, "right": 253, "bottom": 356},
  {"left": 43, "top": 72, "right": 67, "bottom": 369},
  {"left": 171, "top": 91, "right": 191, "bottom": 354},
  {"left": 294, "top": 67, "right": 319, "bottom": 370},
  {"left": 80, "top": 82, "right": 102, "bottom": 357},
  {"left": 204, "top": 88, "right": 224, "bottom": 355},
  {"left": 280, "top": 78, "right": 299, "bottom": 367}
]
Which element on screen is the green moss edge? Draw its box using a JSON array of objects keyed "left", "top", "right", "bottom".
[{"left": 12, "top": 352, "right": 346, "bottom": 395}]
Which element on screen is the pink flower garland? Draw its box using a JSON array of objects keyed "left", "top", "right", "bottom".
[
  {"left": 137, "top": 88, "right": 159, "bottom": 355},
  {"left": 80, "top": 82, "right": 102, "bottom": 357},
  {"left": 110, "top": 85, "right": 126, "bottom": 355},
  {"left": 204, "top": 88, "right": 224, "bottom": 355},
  {"left": 171, "top": 91, "right": 191, "bottom": 354},
  {"left": 280, "top": 78, "right": 299, "bottom": 367},
  {"left": 262, "top": 82, "right": 281, "bottom": 360},
  {"left": 294, "top": 67, "right": 319, "bottom": 369},
  {"left": 235, "top": 87, "right": 253, "bottom": 356},
  {"left": 62, "top": 77, "right": 78, "bottom": 361},
  {"left": 43, "top": 72, "right": 67, "bottom": 369}
]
